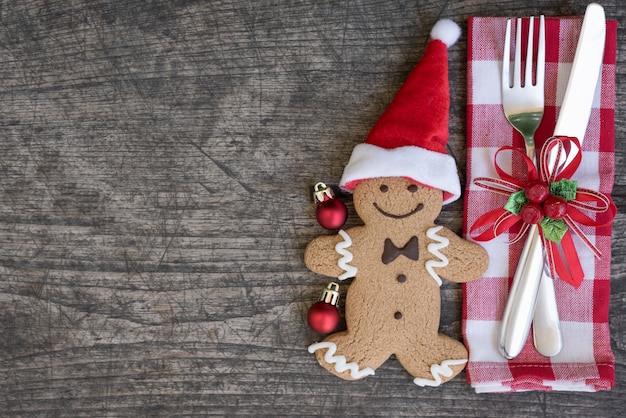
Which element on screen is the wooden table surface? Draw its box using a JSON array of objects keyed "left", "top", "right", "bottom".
[{"left": 1, "top": 0, "right": 624, "bottom": 416}]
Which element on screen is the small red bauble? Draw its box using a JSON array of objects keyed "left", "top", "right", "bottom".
[
  {"left": 307, "top": 282, "right": 341, "bottom": 334},
  {"left": 316, "top": 198, "right": 348, "bottom": 230},
  {"left": 314, "top": 182, "right": 348, "bottom": 230},
  {"left": 525, "top": 182, "right": 550, "bottom": 203},
  {"left": 521, "top": 202, "right": 544, "bottom": 224},
  {"left": 543, "top": 196, "right": 568, "bottom": 219},
  {"left": 307, "top": 301, "right": 340, "bottom": 334}
]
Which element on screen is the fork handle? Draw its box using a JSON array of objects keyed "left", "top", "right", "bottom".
[{"left": 498, "top": 224, "right": 544, "bottom": 359}]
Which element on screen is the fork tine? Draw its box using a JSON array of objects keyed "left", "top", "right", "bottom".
[
  {"left": 513, "top": 18, "right": 522, "bottom": 87},
  {"left": 537, "top": 15, "right": 546, "bottom": 88},
  {"left": 502, "top": 19, "right": 511, "bottom": 89},
  {"left": 524, "top": 17, "right": 534, "bottom": 87}
]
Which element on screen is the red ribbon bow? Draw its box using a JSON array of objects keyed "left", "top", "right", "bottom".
[{"left": 470, "top": 136, "right": 616, "bottom": 288}]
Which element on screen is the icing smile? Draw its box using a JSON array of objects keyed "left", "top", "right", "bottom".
[{"left": 373, "top": 202, "right": 424, "bottom": 219}]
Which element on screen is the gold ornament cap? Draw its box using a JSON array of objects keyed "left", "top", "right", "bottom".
[
  {"left": 313, "top": 182, "right": 335, "bottom": 204},
  {"left": 319, "top": 282, "right": 340, "bottom": 306}
]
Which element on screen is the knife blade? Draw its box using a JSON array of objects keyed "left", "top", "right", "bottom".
[{"left": 498, "top": 3, "right": 606, "bottom": 360}]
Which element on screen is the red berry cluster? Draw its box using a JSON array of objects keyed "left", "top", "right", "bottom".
[{"left": 520, "top": 182, "right": 568, "bottom": 225}]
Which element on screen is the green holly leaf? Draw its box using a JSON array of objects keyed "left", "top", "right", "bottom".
[
  {"left": 504, "top": 190, "right": 529, "bottom": 215},
  {"left": 550, "top": 179, "right": 578, "bottom": 201},
  {"left": 540, "top": 217, "right": 568, "bottom": 243}
]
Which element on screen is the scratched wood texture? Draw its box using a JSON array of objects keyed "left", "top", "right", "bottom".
[{"left": 0, "top": 0, "right": 624, "bottom": 416}]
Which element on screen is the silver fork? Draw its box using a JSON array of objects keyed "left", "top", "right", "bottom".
[{"left": 498, "top": 16, "right": 561, "bottom": 359}]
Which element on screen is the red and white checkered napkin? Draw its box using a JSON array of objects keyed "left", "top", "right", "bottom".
[{"left": 462, "top": 16, "right": 617, "bottom": 393}]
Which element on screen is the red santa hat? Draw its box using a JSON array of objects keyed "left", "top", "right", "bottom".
[{"left": 339, "top": 19, "right": 462, "bottom": 205}]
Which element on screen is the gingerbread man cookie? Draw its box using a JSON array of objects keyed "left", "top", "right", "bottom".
[{"left": 305, "top": 20, "right": 489, "bottom": 386}]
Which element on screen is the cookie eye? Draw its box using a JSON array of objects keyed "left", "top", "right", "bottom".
[
  {"left": 380, "top": 184, "right": 389, "bottom": 193},
  {"left": 408, "top": 184, "right": 418, "bottom": 193}
]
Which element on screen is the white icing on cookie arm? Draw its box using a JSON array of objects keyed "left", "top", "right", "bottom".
[
  {"left": 335, "top": 229, "right": 357, "bottom": 280},
  {"left": 413, "top": 358, "right": 467, "bottom": 387},
  {"left": 308, "top": 341, "right": 375, "bottom": 379},
  {"left": 425, "top": 226, "right": 450, "bottom": 286}
]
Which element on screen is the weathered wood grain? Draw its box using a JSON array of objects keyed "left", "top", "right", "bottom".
[{"left": 1, "top": 0, "right": 624, "bottom": 416}]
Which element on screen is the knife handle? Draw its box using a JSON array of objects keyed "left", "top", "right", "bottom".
[
  {"left": 498, "top": 224, "right": 543, "bottom": 359},
  {"left": 533, "top": 266, "right": 563, "bottom": 357}
]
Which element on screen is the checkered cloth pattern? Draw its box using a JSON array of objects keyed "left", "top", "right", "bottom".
[{"left": 463, "top": 16, "right": 617, "bottom": 392}]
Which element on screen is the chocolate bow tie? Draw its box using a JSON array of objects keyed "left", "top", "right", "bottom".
[{"left": 382, "top": 236, "right": 419, "bottom": 265}]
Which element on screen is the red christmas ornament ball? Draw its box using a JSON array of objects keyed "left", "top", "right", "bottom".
[
  {"left": 316, "top": 198, "right": 348, "bottom": 230},
  {"left": 521, "top": 202, "right": 544, "bottom": 224},
  {"left": 307, "top": 301, "right": 340, "bottom": 334},
  {"left": 543, "top": 196, "right": 568, "bottom": 219},
  {"left": 525, "top": 182, "right": 550, "bottom": 203}
]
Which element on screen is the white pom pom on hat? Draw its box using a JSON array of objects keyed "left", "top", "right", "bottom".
[{"left": 430, "top": 19, "right": 462, "bottom": 48}]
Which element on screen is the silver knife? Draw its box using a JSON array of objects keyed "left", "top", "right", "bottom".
[
  {"left": 498, "top": 3, "right": 606, "bottom": 359},
  {"left": 533, "top": 3, "right": 606, "bottom": 357}
]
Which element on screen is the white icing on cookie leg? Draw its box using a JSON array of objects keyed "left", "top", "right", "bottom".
[
  {"left": 308, "top": 341, "right": 375, "bottom": 379},
  {"left": 425, "top": 226, "right": 449, "bottom": 286},
  {"left": 413, "top": 358, "right": 467, "bottom": 387},
  {"left": 335, "top": 229, "right": 357, "bottom": 280}
]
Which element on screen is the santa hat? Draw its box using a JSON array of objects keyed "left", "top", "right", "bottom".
[{"left": 339, "top": 19, "right": 462, "bottom": 205}]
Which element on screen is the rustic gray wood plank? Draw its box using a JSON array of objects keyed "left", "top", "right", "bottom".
[{"left": 1, "top": 0, "right": 624, "bottom": 416}]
